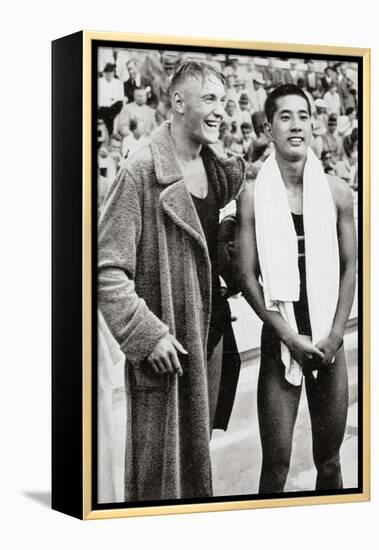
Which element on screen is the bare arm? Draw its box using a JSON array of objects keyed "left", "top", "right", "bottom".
[
  {"left": 235, "top": 183, "right": 323, "bottom": 366},
  {"left": 316, "top": 176, "right": 357, "bottom": 364}
]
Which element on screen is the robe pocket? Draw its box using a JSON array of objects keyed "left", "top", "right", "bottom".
[{"left": 131, "top": 359, "right": 170, "bottom": 391}]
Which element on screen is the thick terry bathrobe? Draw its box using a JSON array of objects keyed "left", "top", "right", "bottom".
[{"left": 98, "top": 121, "right": 245, "bottom": 501}]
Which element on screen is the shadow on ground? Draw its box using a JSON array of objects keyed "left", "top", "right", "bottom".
[{"left": 23, "top": 491, "right": 51, "bottom": 508}]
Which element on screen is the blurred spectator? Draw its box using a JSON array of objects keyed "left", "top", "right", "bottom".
[
  {"left": 251, "top": 111, "right": 268, "bottom": 145},
  {"left": 240, "top": 122, "right": 255, "bottom": 161},
  {"left": 349, "top": 85, "right": 358, "bottom": 110},
  {"left": 314, "top": 98, "right": 329, "bottom": 127},
  {"left": 326, "top": 60, "right": 338, "bottom": 74},
  {"left": 108, "top": 135, "right": 123, "bottom": 170},
  {"left": 98, "top": 49, "right": 116, "bottom": 73},
  {"left": 228, "top": 139, "right": 244, "bottom": 156},
  {"left": 223, "top": 99, "right": 242, "bottom": 139},
  {"left": 98, "top": 165, "right": 109, "bottom": 210},
  {"left": 98, "top": 143, "right": 117, "bottom": 206},
  {"left": 345, "top": 80, "right": 358, "bottom": 113},
  {"left": 297, "top": 78, "right": 315, "bottom": 114},
  {"left": 337, "top": 114, "right": 353, "bottom": 139},
  {"left": 225, "top": 74, "right": 240, "bottom": 103},
  {"left": 336, "top": 107, "right": 357, "bottom": 140},
  {"left": 240, "top": 57, "right": 256, "bottom": 88},
  {"left": 98, "top": 63, "right": 124, "bottom": 137},
  {"left": 243, "top": 140, "right": 274, "bottom": 181},
  {"left": 248, "top": 72, "right": 267, "bottom": 112},
  {"left": 336, "top": 132, "right": 358, "bottom": 190},
  {"left": 350, "top": 127, "right": 359, "bottom": 146},
  {"left": 263, "top": 58, "right": 285, "bottom": 91},
  {"left": 98, "top": 134, "right": 125, "bottom": 208},
  {"left": 105, "top": 135, "right": 122, "bottom": 180},
  {"left": 115, "top": 87, "right": 157, "bottom": 137},
  {"left": 120, "top": 119, "right": 150, "bottom": 158},
  {"left": 250, "top": 110, "right": 270, "bottom": 175},
  {"left": 97, "top": 117, "right": 109, "bottom": 149},
  {"left": 151, "top": 52, "right": 178, "bottom": 113},
  {"left": 346, "top": 105, "right": 358, "bottom": 130},
  {"left": 235, "top": 78, "right": 246, "bottom": 96},
  {"left": 310, "top": 119, "right": 326, "bottom": 158},
  {"left": 222, "top": 133, "right": 237, "bottom": 156},
  {"left": 213, "top": 120, "right": 232, "bottom": 155},
  {"left": 321, "top": 65, "right": 338, "bottom": 93},
  {"left": 304, "top": 60, "right": 321, "bottom": 98},
  {"left": 322, "top": 114, "right": 343, "bottom": 161},
  {"left": 224, "top": 56, "right": 243, "bottom": 80},
  {"left": 154, "top": 105, "right": 168, "bottom": 127},
  {"left": 334, "top": 62, "right": 343, "bottom": 83},
  {"left": 123, "top": 59, "right": 154, "bottom": 105},
  {"left": 205, "top": 53, "right": 222, "bottom": 72},
  {"left": 323, "top": 82, "right": 341, "bottom": 116},
  {"left": 114, "top": 48, "right": 131, "bottom": 83},
  {"left": 251, "top": 141, "right": 273, "bottom": 170},
  {"left": 337, "top": 62, "right": 353, "bottom": 114},
  {"left": 284, "top": 60, "right": 303, "bottom": 85},
  {"left": 238, "top": 93, "right": 253, "bottom": 124},
  {"left": 321, "top": 150, "right": 336, "bottom": 175}
]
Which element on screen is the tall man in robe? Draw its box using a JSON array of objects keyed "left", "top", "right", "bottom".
[{"left": 98, "top": 62, "right": 245, "bottom": 501}]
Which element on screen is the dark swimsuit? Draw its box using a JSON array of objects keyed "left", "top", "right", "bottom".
[
  {"left": 191, "top": 182, "right": 228, "bottom": 356},
  {"left": 291, "top": 212, "right": 312, "bottom": 338}
]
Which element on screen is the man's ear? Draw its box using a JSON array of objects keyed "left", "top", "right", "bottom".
[
  {"left": 264, "top": 121, "right": 273, "bottom": 141},
  {"left": 172, "top": 90, "right": 185, "bottom": 114}
]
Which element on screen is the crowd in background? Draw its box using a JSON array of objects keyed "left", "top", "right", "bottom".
[{"left": 97, "top": 48, "right": 359, "bottom": 208}]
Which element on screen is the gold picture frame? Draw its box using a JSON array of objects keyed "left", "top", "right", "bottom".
[{"left": 52, "top": 30, "right": 370, "bottom": 520}]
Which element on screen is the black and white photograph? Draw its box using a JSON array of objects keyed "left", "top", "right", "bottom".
[{"left": 94, "top": 37, "right": 366, "bottom": 512}]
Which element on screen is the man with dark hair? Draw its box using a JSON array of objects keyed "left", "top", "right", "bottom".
[
  {"left": 264, "top": 83, "right": 312, "bottom": 125},
  {"left": 98, "top": 61, "right": 244, "bottom": 501},
  {"left": 235, "top": 83, "right": 356, "bottom": 493}
]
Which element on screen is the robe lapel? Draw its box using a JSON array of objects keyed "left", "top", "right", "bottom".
[
  {"left": 159, "top": 181, "right": 208, "bottom": 258},
  {"left": 151, "top": 121, "right": 209, "bottom": 255}
]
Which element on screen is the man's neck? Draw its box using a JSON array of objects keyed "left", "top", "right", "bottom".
[
  {"left": 276, "top": 154, "right": 305, "bottom": 189},
  {"left": 170, "top": 119, "right": 202, "bottom": 162}
]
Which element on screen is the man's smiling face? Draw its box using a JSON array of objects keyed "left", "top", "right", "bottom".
[
  {"left": 181, "top": 75, "right": 226, "bottom": 145},
  {"left": 267, "top": 94, "right": 312, "bottom": 162}
]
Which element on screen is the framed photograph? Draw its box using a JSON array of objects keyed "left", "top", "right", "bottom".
[{"left": 52, "top": 31, "right": 370, "bottom": 520}]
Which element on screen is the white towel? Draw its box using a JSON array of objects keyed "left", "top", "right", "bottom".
[{"left": 255, "top": 148, "right": 339, "bottom": 385}]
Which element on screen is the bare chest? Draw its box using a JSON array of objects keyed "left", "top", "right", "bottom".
[
  {"left": 286, "top": 187, "right": 303, "bottom": 215},
  {"left": 179, "top": 159, "right": 209, "bottom": 199}
]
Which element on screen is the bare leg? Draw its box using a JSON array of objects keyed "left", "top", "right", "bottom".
[{"left": 305, "top": 345, "right": 349, "bottom": 490}]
